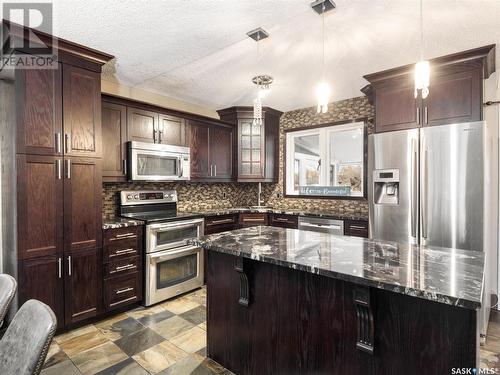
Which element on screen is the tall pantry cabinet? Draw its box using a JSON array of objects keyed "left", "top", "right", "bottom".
[{"left": 1, "top": 22, "right": 113, "bottom": 328}]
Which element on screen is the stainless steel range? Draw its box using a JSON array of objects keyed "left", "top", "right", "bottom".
[{"left": 119, "top": 190, "right": 204, "bottom": 306}]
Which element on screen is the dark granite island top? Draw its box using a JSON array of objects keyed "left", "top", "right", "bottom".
[
  {"left": 196, "top": 226, "right": 483, "bottom": 374},
  {"left": 192, "top": 226, "right": 484, "bottom": 310}
]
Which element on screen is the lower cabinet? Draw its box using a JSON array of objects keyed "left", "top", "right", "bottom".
[
  {"left": 204, "top": 214, "right": 239, "bottom": 235},
  {"left": 103, "top": 226, "right": 143, "bottom": 312},
  {"left": 18, "top": 256, "right": 65, "bottom": 325},
  {"left": 64, "top": 248, "right": 101, "bottom": 324},
  {"left": 239, "top": 213, "right": 268, "bottom": 227},
  {"left": 268, "top": 213, "right": 298, "bottom": 229}
]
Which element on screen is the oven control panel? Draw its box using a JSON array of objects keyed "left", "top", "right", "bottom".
[{"left": 120, "top": 190, "right": 178, "bottom": 205}]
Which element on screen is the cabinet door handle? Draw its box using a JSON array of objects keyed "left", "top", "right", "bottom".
[
  {"left": 416, "top": 108, "right": 420, "bottom": 125},
  {"left": 210, "top": 164, "right": 213, "bottom": 177},
  {"left": 349, "top": 225, "right": 367, "bottom": 230},
  {"left": 116, "top": 287, "right": 133, "bottom": 295},
  {"left": 65, "top": 159, "right": 71, "bottom": 179},
  {"left": 243, "top": 218, "right": 266, "bottom": 222},
  {"left": 274, "top": 217, "right": 290, "bottom": 223},
  {"left": 214, "top": 164, "right": 217, "bottom": 177},
  {"left": 64, "top": 133, "right": 71, "bottom": 153},
  {"left": 115, "top": 232, "right": 135, "bottom": 239},
  {"left": 67, "top": 256, "right": 72, "bottom": 276},
  {"left": 110, "top": 264, "right": 136, "bottom": 274},
  {"left": 208, "top": 218, "right": 234, "bottom": 225},
  {"left": 55, "top": 133, "right": 61, "bottom": 154},
  {"left": 56, "top": 159, "right": 62, "bottom": 180},
  {"left": 58, "top": 258, "right": 62, "bottom": 278},
  {"left": 122, "top": 159, "right": 127, "bottom": 175},
  {"left": 424, "top": 106, "right": 428, "bottom": 124}
]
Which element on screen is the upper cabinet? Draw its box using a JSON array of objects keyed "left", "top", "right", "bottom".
[
  {"left": 364, "top": 45, "right": 495, "bottom": 133},
  {"left": 15, "top": 67, "right": 63, "bottom": 156},
  {"left": 102, "top": 96, "right": 234, "bottom": 182},
  {"left": 127, "top": 107, "right": 159, "bottom": 143},
  {"left": 217, "top": 106, "right": 282, "bottom": 182},
  {"left": 63, "top": 64, "right": 102, "bottom": 157},
  {"left": 185, "top": 119, "right": 234, "bottom": 181}
]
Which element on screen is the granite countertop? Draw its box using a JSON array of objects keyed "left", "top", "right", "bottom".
[
  {"left": 180, "top": 207, "right": 368, "bottom": 222},
  {"left": 191, "top": 226, "right": 484, "bottom": 310},
  {"left": 102, "top": 218, "right": 144, "bottom": 230}
]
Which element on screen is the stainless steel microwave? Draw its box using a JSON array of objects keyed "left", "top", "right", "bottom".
[{"left": 128, "top": 141, "right": 190, "bottom": 181}]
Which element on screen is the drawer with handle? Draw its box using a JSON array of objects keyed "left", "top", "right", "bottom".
[
  {"left": 204, "top": 214, "right": 239, "bottom": 234},
  {"left": 269, "top": 213, "right": 298, "bottom": 229},
  {"left": 104, "top": 256, "right": 140, "bottom": 278},
  {"left": 104, "top": 272, "right": 142, "bottom": 311},
  {"left": 104, "top": 226, "right": 141, "bottom": 245},
  {"left": 344, "top": 220, "right": 369, "bottom": 238},
  {"left": 239, "top": 213, "right": 268, "bottom": 227}
]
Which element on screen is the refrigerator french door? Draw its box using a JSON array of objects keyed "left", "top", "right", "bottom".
[
  {"left": 368, "top": 121, "right": 494, "bottom": 342},
  {"left": 369, "top": 121, "right": 484, "bottom": 250}
]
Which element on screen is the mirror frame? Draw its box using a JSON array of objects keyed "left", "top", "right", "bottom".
[{"left": 283, "top": 117, "right": 368, "bottom": 200}]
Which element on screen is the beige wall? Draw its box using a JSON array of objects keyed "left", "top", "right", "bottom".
[{"left": 101, "top": 79, "right": 219, "bottom": 119}]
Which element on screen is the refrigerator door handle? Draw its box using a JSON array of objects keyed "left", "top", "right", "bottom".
[
  {"left": 421, "top": 144, "right": 428, "bottom": 239},
  {"left": 411, "top": 139, "right": 418, "bottom": 238}
]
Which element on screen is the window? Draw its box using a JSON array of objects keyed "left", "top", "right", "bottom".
[{"left": 285, "top": 122, "right": 365, "bottom": 197}]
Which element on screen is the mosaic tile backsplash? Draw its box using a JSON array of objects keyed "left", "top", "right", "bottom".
[{"left": 102, "top": 96, "right": 374, "bottom": 219}]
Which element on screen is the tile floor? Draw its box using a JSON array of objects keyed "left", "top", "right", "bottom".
[
  {"left": 41, "top": 287, "right": 231, "bottom": 375},
  {"left": 41, "top": 286, "right": 500, "bottom": 374}
]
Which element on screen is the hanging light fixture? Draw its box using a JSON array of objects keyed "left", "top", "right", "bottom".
[
  {"left": 311, "top": 0, "right": 336, "bottom": 114},
  {"left": 247, "top": 27, "right": 273, "bottom": 126},
  {"left": 414, "top": 0, "right": 430, "bottom": 99}
]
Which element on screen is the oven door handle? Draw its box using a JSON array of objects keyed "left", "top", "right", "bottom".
[
  {"left": 149, "top": 246, "right": 201, "bottom": 263},
  {"left": 147, "top": 219, "right": 204, "bottom": 231}
]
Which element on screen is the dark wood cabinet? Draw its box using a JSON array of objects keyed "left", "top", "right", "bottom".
[
  {"left": 239, "top": 213, "right": 268, "bottom": 227},
  {"left": 15, "top": 66, "right": 62, "bottom": 156},
  {"left": 127, "top": 107, "right": 158, "bottom": 143},
  {"left": 373, "top": 78, "right": 420, "bottom": 133},
  {"left": 364, "top": 45, "right": 495, "bottom": 133},
  {"left": 63, "top": 64, "right": 102, "bottom": 157},
  {"left": 63, "top": 158, "right": 102, "bottom": 253},
  {"left": 158, "top": 114, "right": 185, "bottom": 146},
  {"left": 19, "top": 256, "right": 64, "bottom": 325},
  {"left": 103, "top": 226, "right": 143, "bottom": 312},
  {"left": 344, "top": 220, "right": 369, "bottom": 238},
  {"left": 102, "top": 101, "right": 127, "bottom": 180},
  {"left": 423, "top": 68, "right": 481, "bottom": 126},
  {"left": 209, "top": 124, "right": 233, "bottom": 180},
  {"left": 217, "top": 107, "right": 282, "bottom": 182},
  {"left": 186, "top": 119, "right": 210, "bottom": 179},
  {"left": 64, "top": 247, "right": 101, "bottom": 324},
  {"left": 268, "top": 213, "right": 298, "bottom": 229},
  {"left": 16, "top": 154, "right": 64, "bottom": 260},
  {"left": 204, "top": 214, "right": 240, "bottom": 235},
  {"left": 186, "top": 119, "right": 234, "bottom": 181}
]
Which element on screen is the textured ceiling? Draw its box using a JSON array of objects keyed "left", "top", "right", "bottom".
[{"left": 42, "top": 0, "right": 500, "bottom": 111}]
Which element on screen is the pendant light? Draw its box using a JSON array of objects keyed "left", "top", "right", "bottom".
[
  {"left": 414, "top": 0, "right": 430, "bottom": 99},
  {"left": 247, "top": 27, "right": 273, "bottom": 126},
  {"left": 312, "top": 0, "right": 335, "bottom": 114}
]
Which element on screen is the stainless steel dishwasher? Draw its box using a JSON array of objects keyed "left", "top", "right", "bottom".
[{"left": 298, "top": 216, "right": 344, "bottom": 235}]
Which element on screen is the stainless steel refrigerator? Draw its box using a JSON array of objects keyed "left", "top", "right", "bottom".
[{"left": 368, "top": 121, "right": 497, "bottom": 342}]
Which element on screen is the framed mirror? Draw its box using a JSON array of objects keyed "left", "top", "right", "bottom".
[{"left": 284, "top": 120, "right": 367, "bottom": 199}]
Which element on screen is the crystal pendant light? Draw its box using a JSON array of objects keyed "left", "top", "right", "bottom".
[
  {"left": 414, "top": 0, "right": 430, "bottom": 99},
  {"left": 247, "top": 28, "right": 272, "bottom": 126},
  {"left": 316, "top": 2, "right": 330, "bottom": 114}
]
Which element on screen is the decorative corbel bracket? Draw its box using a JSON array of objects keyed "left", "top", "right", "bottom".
[
  {"left": 234, "top": 256, "right": 249, "bottom": 307},
  {"left": 353, "top": 286, "right": 374, "bottom": 354}
]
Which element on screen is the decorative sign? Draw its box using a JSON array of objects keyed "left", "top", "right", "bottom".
[{"left": 299, "top": 186, "right": 351, "bottom": 196}]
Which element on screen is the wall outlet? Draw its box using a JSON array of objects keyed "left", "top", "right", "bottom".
[
  {"left": 276, "top": 192, "right": 283, "bottom": 199},
  {"left": 222, "top": 192, "right": 227, "bottom": 199}
]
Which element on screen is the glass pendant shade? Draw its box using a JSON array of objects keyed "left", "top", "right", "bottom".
[
  {"left": 316, "top": 81, "right": 330, "bottom": 114},
  {"left": 253, "top": 97, "right": 263, "bottom": 126},
  {"left": 414, "top": 60, "right": 430, "bottom": 99}
]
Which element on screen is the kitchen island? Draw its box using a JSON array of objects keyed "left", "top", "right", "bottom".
[{"left": 192, "top": 226, "right": 485, "bottom": 375}]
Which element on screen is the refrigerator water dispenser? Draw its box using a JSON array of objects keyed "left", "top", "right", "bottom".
[{"left": 373, "top": 169, "right": 399, "bottom": 205}]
